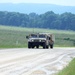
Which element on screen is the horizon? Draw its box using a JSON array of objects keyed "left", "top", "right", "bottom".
[
  {"left": 0, "top": 3, "right": 75, "bottom": 7},
  {"left": 0, "top": 0, "right": 75, "bottom": 6}
]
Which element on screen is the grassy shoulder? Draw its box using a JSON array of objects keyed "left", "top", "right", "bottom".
[
  {"left": 57, "top": 58, "right": 75, "bottom": 75},
  {"left": 0, "top": 25, "right": 75, "bottom": 48}
]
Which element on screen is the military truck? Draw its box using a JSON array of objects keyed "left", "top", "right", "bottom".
[{"left": 26, "top": 33, "right": 55, "bottom": 49}]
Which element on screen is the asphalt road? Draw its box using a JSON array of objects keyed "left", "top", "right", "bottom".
[{"left": 0, "top": 48, "right": 75, "bottom": 75}]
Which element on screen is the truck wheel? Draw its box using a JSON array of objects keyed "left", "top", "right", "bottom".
[
  {"left": 43, "top": 43, "right": 46, "bottom": 49},
  {"left": 28, "top": 43, "right": 31, "bottom": 48},
  {"left": 28, "top": 46, "right": 31, "bottom": 48},
  {"left": 43, "top": 45, "right": 46, "bottom": 49},
  {"left": 46, "top": 45, "right": 49, "bottom": 49},
  {"left": 36, "top": 46, "right": 39, "bottom": 48},
  {"left": 50, "top": 45, "right": 53, "bottom": 49},
  {"left": 32, "top": 46, "right": 35, "bottom": 48},
  {"left": 43, "top": 46, "right": 45, "bottom": 49}
]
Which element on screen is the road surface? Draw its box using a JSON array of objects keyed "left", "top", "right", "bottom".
[{"left": 0, "top": 48, "right": 75, "bottom": 75}]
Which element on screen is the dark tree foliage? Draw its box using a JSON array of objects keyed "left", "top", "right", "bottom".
[{"left": 0, "top": 11, "right": 75, "bottom": 31}]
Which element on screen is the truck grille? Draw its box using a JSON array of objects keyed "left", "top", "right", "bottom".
[{"left": 34, "top": 40, "right": 39, "bottom": 42}]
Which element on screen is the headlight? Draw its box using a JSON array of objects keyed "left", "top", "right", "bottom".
[
  {"left": 31, "top": 40, "right": 34, "bottom": 42},
  {"left": 39, "top": 40, "right": 41, "bottom": 42},
  {"left": 28, "top": 39, "right": 34, "bottom": 42}
]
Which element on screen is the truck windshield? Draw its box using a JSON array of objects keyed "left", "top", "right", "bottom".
[
  {"left": 39, "top": 35, "right": 45, "bottom": 38},
  {"left": 30, "top": 34, "right": 37, "bottom": 38}
]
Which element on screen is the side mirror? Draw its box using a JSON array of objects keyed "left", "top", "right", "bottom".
[{"left": 26, "top": 36, "right": 29, "bottom": 39}]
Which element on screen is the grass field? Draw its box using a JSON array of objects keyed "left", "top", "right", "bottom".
[
  {"left": 57, "top": 58, "right": 75, "bottom": 75},
  {"left": 0, "top": 25, "right": 75, "bottom": 48}
]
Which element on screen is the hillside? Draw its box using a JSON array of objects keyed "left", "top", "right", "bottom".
[{"left": 0, "top": 3, "right": 75, "bottom": 14}]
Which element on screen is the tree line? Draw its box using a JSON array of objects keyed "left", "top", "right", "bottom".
[{"left": 0, "top": 11, "right": 75, "bottom": 31}]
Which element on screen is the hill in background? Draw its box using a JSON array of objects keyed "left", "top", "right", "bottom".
[{"left": 0, "top": 3, "right": 75, "bottom": 14}]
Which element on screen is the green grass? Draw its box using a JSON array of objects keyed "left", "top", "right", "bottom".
[
  {"left": 57, "top": 58, "right": 75, "bottom": 75},
  {"left": 0, "top": 25, "right": 75, "bottom": 48}
]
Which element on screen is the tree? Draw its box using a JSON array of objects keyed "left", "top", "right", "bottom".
[{"left": 0, "top": 11, "right": 75, "bottom": 31}]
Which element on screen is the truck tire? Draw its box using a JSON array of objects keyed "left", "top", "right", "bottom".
[
  {"left": 46, "top": 45, "right": 49, "bottom": 49},
  {"left": 43, "top": 43, "right": 46, "bottom": 49},
  {"left": 43, "top": 46, "right": 45, "bottom": 49},
  {"left": 50, "top": 45, "right": 53, "bottom": 49},
  {"left": 28, "top": 43, "right": 31, "bottom": 48},
  {"left": 36, "top": 46, "right": 39, "bottom": 48},
  {"left": 32, "top": 46, "right": 35, "bottom": 48}
]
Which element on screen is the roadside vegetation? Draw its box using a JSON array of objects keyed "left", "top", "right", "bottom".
[
  {"left": 0, "top": 25, "right": 75, "bottom": 48},
  {"left": 57, "top": 58, "right": 75, "bottom": 75}
]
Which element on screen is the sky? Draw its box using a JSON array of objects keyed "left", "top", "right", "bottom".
[{"left": 0, "top": 0, "right": 75, "bottom": 6}]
